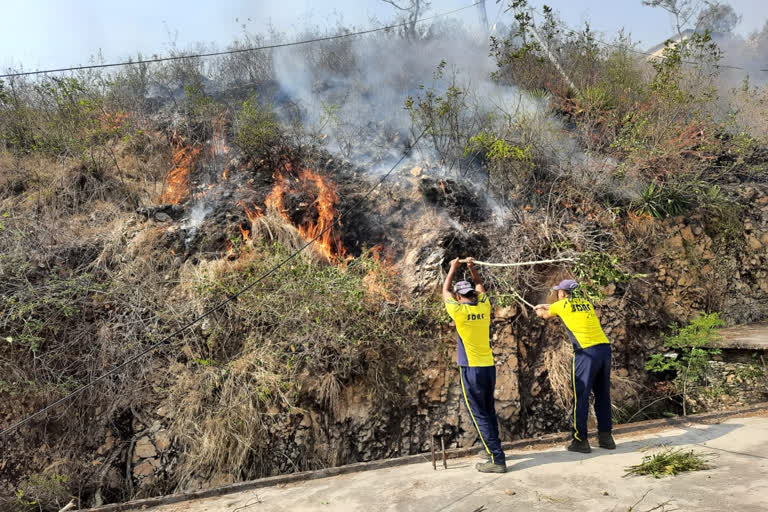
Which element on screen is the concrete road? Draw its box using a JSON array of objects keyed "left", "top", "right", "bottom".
[{"left": 128, "top": 415, "right": 768, "bottom": 512}]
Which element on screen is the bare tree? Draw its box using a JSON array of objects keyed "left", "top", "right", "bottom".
[
  {"left": 381, "top": 0, "right": 431, "bottom": 39},
  {"left": 642, "top": 0, "right": 702, "bottom": 42},
  {"left": 695, "top": 2, "right": 741, "bottom": 34}
]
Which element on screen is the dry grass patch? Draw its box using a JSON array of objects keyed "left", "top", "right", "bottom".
[
  {"left": 161, "top": 241, "right": 442, "bottom": 487},
  {"left": 543, "top": 340, "right": 574, "bottom": 411}
]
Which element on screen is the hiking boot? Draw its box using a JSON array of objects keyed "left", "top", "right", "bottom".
[
  {"left": 566, "top": 438, "right": 591, "bottom": 454},
  {"left": 475, "top": 461, "right": 507, "bottom": 473},
  {"left": 476, "top": 450, "right": 491, "bottom": 462},
  {"left": 598, "top": 431, "right": 616, "bottom": 450}
]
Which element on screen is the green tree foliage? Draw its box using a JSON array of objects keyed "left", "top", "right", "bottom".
[{"left": 571, "top": 251, "right": 644, "bottom": 301}]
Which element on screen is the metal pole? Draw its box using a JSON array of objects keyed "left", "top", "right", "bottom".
[
  {"left": 431, "top": 435, "right": 436, "bottom": 470},
  {"left": 441, "top": 436, "right": 447, "bottom": 469}
]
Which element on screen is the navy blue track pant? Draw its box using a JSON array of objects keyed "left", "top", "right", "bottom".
[
  {"left": 572, "top": 343, "right": 612, "bottom": 441},
  {"left": 459, "top": 366, "right": 505, "bottom": 465}
]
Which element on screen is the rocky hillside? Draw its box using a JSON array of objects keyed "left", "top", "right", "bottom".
[{"left": 2, "top": 2, "right": 768, "bottom": 509}]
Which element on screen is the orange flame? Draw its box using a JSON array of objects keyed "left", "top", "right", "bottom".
[
  {"left": 367, "top": 244, "right": 391, "bottom": 264},
  {"left": 265, "top": 166, "right": 346, "bottom": 262},
  {"left": 229, "top": 201, "right": 262, "bottom": 254},
  {"left": 238, "top": 200, "right": 263, "bottom": 224},
  {"left": 239, "top": 224, "right": 250, "bottom": 241},
  {"left": 161, "top": 134, "right": 201, "bottom": 204}
]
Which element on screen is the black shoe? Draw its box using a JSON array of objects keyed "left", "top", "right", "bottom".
[
  {"left": 475, "top": 461, "right": 507, "bottom": 473},
  {"left": 598, "top": 431, "right": 616, "bottom": 449},
  {"left": 566, "top": 438, "right": 591, "bottom": 453}
]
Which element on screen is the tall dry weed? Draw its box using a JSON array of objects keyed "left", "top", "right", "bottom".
[{"left": 543, "top": 339, "right": 574, "bottom": 411}]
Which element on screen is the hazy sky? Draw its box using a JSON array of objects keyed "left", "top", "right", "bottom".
[{"left": 2, "top": 0, "right": 767, "bottom": 72}]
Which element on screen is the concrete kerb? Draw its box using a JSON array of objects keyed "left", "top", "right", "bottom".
[
  {"left": 715, "top": 322, "right": 768, "bottom": 350},
  {"left": 84, "top": 402, "right": 768, "bottom": 512}
]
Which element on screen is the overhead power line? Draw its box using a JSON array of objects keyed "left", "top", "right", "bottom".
[
  {"left": 0, "top": 128, "right": 427, "bottom": 439},
  {"left": 0, "top": 2, "right": 481, "bottom": 79},
  {"left": 4, "top": 1, "right": 762, "bottom": 80}
]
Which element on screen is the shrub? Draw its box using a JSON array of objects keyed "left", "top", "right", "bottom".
[
  {"left": 464, "top": 130, "right": 534, "bottom": 198},
  {"left": 0, "top": 77, "right": 102, "bottom": 156},
  {"left": 646, "top": 312, "right": 724, "bottom": 415},
  {"left": 404, "top": 61, "right": 488, "bottom": 175},
  {"left": 13, "top": 473, "right": 71, "bottom": 512},
  {"left": 630, "top": 181, "right": 691, "bottom": 218},
  {"left": 234, "top": 97, "right": 284, "bottom": 165}
]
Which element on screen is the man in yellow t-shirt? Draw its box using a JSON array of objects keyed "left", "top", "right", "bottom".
[
  {"left": 534, "top": 279, "right": 616, "bottom": 454},
  {"left": 443, "top": 257, "right": 506, "bottom": 473}
]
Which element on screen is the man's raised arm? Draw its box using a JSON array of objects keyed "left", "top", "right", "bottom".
[
  {"left": 442, "top": 258, "right": 460, "bottom": 302},
  {"left": 465, "top": 257, "right": 485, "bottom": 294}
]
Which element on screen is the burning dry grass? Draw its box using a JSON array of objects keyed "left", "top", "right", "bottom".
[
  {"left": 234, "top": 161, "right": 354, "bottom": 265},
  {"left": 247, "top": 210, "right": 326, "bottom": 264},
  {"left": 159, "top": 135, "right": 201, "bottom": 205},
  {"left": 264, "top": 165, "right": 347, "bottom": 262}
]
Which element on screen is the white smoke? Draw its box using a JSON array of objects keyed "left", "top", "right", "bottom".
[
  {"left": 270, "top": 25, "right": 550, "bottom": 181},
  {"left": 265, "top": 17, "right": 628, "bottom": 212},
  {"left": 183, "top": 202, "right": 213, "bottom": 247}
]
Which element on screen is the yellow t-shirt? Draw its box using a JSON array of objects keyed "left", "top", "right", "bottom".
[
  {"left": 445, "top": 293, "right": 493, "bottom": 367},
  {"left": 549, "top": 298, "right": 610, "bottom": 350}
]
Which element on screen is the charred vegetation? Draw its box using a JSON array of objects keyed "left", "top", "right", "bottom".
[{"left": 1, "top": 1, "right": 768, "bottom": 508}]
